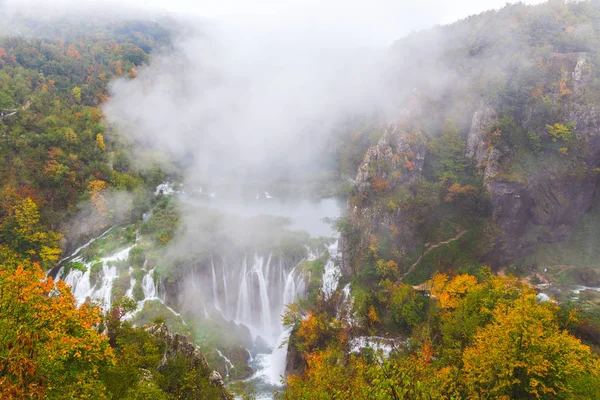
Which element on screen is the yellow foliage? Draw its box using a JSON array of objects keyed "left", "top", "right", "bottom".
[
  {"left": 96, "top": 133, "right": 106, "bottom": 152},
  {"left": 367, "top": 305, "right": 380, "bottom": 326},
  {"left": 368, "top": 234, "right": 379, "bottom": 255},
  {"left": 462, "top": 294, "right": 599, "bottom": 398},
  {"left": 0, "top": 188, "right": 62, "bottom": 269},
  {"left": 88, "top": 180, "right": 108, "bottom": 215},
  {"left": 430, "top": 273, "right": 479, "bottom": 309}
]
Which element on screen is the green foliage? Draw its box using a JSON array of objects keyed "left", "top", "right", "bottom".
[
  {"left": 132, "top": 280, "right": 144, "bottom": 302},
  {"left": 382, "top": 280, "right": 427, "bottom": 331},
  {"left": 428, "top": 120, "right": 470, "bottom": 185},
  {"left": 89, "top": 261, "right": 104, "bottom": 287},
  {"left": 527, "top": 130, "right": 543, "bottom": 153}
]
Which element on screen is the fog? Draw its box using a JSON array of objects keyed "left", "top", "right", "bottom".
[
  {"left": 104, "top": 23, "right": 391, "bottom": 184},
  {"left": 1, "top": 0, "right": 545, "bottom": 187}
]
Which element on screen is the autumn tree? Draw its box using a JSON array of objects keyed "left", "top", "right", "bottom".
[
  {"left": 0, "top": 265, "right": 114, "bottom": 399},
  {"left": 0, "top": 186, "right": 62, "bottom": 269},
  {"left": 462, "top": 294, "right": 600, "bottom": 398}
]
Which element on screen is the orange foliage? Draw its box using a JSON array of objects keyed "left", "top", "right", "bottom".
[
  {"left": 372, "top": 176, "right": 390, "bottom": 191},
  {"left": 66, "top": 45, "right": 82, "bottom": 60},
  {"left": 297, "top": 312, "right": 322, "bottom": 350},
  {"left": 114, "top": 60, "right": 123, "bottom": 76},
  {"left": 430, "top": 273, "right": 479, "bottom": 309},
  {"left": 444, "top": 183, "right": 477, "bottom": 202},
  {"left": 367, "top": 305, "right": 380, "bottom": 326},
  {"left": 559, "top": 76, "right": 571, "bottom": 97},
  {"left": 0, "top": 265, "right": 113, "bottom": 398}
]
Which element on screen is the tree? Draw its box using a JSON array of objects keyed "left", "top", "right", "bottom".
[
  {"left": 546, "top": 122, "right": 575, "bottom": 143},
  {"left": 0, "top": 187, "right": 62, "bottom": 269},
  {"left": 428, "top": 120, "right": 470, "bottom": 185},
  {"left": 462, "top": 294, "right": 600, "bottom": 398},
  {"left": 72, "top": 86, "right": 82, "bottom": 103},
  {"left": 96, "top": 133, "right": 106, "bottom": 151},
  {"left": 0, "top": 265, "right": 114, "bottom": 399}
]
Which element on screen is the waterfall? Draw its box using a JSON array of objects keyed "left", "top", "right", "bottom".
[
  {"left": 211, "top": 259, "right": 220, "bottom": 311},
  {"left": 126, "top": 278, "right": 135, "bottom": 298},
  {"left": 235, "top": 257, "right": 251, "bottom": 327},
  {"left": 142, "top": 269, "right": 156, "bottom": 299},
  {"left": 268, "top": 329, "right": 291, "bottom": 385},
  {"left": 253, "top": 255, "right": 273, "bottom": 341},
  {"left": 61, "top": 246, "right": 133, "bottom": 310},
  {"left": 282, "top": 267, "right": 297, "bottom": 305},
  {"left": 222, "top": 260, "right": 229, "bottom": 315},
  {"left": 216, "top": 348, "right": 235, "bottom": 378},
  {"left": 321, "top": 240, "right": 340, "bottom": 300}
]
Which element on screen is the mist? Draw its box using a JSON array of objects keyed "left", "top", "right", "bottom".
[{"left": 103, "top": 23, "right": 393, "bottom": 187}]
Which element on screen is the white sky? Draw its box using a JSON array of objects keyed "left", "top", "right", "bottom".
[{"left": 8, "top": 0, "right": 546, "bottom": 46}]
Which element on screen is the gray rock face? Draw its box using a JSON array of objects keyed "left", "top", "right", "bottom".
[
  {"left": 355, "top": 124, "right": 426, "bottom": 192},
  {"left": 466, "top": 100, "right": 498, "bottom": 166},
  {"left": 209, "top": 371, "right": 225, "bottom": 387},
  {"left": 341, "top": 125, "right": 427, "bottom": 277},
  {"left": 480, "top": 52, "right": 600, "bottom": 264}
]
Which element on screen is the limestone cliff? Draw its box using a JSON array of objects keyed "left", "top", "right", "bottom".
[
  {"left": 343, "top": 50, "right": 600, "bottom": 275},
  {"left": 341, "top": 125, "right": 427, "bottom": 277},
  {"left": 471, "top": 52, "right": 600, "bottom": 264}
]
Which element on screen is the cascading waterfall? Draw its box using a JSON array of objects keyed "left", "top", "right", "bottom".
[
  {"left": 216, "top": 348, "right": 235, "bottom": 378},
  {"left": 211, "top": 259, "right": 221, "bottom": 312},
  {"left": 58, "top": 234, "right": 182, "bottom": 323},
  {"left": 142, "top": 269, "right": 157, "bottom": 299},
  {"left": 62, "top": 246, "right": 133, "bottom": 310},
  {"left": 212, "top": 253, "right": 307, "bottom": 346},
  {"left": 192, "top": 240, "right": 340, "bottom": 390},
  {"left": 321, "top": 240, "right": 340, "bottom": 300},
  {"left": 254, "top": 255, "right": 273, "bottom": 340}
]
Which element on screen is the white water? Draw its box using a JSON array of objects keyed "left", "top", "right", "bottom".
[
  {"left": 349, "top": 336, "right": 402, "bottom": 359},
  {"left": 59, "top": 237, "right": 184, "bottom": 324},
  {"left": 62, "top": 246, "right": 133, "bottom": 310},
  {"left": 192, "top": 249, "right": 320, "bottom": 395},
  {"left": 216, "top": 348, "right": 235, "bottom": 378},
  {"left": 321, "top": 240, "right": 340, "bottom": 300}
]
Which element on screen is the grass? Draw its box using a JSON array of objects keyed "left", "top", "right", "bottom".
[{"left": 80, "top": 225, "right": 137, "bottom": 261}]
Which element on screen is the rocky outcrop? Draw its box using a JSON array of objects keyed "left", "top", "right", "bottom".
[
  {"left": 146, "top": 324, "right": 233, "bottom": 400},
  {"left": 466, "top": 100, "right": 498, "bottom": 167},
  {"left": 341, "top": 125, "right": 427, "bottom": 277},
  {"left": 355, "top": 125, "right": 427, "bottom": 192}
]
